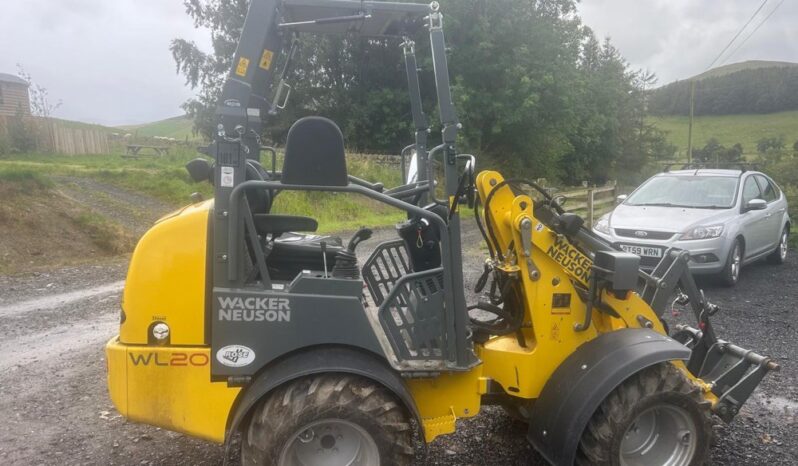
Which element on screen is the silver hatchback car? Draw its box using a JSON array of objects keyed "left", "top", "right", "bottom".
[{"left": 593, "top": 169, "right": 790, "bottom": 286}]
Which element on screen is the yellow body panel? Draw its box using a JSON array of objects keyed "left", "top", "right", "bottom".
[
  {"left": 120, "top": 200, "right": 211, "bottom": 345},
  {"left": 406, "top": 369, "right": 485, "bottom": 441},
  {"left": 106, "top": 337, "right": 239, "bottom": 443},
  {"left": 472, "top": 171, "right": 713, "bottom": 402},
  {"left": 109, "top": 200, "right": 240, "bottom": 443}
]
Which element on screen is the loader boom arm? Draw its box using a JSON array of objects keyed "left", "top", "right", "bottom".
[{"left": 215, "top": 0, "right": 284, "bottom": 159}]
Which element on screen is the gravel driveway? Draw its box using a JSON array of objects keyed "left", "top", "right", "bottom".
[{"left": 0, "top": 224, "right": 795, "bottom": 465}]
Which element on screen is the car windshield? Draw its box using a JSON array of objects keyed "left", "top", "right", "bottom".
[{"left": 625, "top": 176, "right": 738, "bottom": 209}]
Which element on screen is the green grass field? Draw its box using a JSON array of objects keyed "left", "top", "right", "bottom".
[
  {"left": 649, "top": 111, "right": 798, "bottom": 159},
  {"left": 0, "top": 149, "right": 405, "bottom": 233},
  {"left": 119, "top": 115, "right": 200, "bottom": 141}
]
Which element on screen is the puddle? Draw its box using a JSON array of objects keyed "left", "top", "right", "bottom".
[
  {"left": 753, "top": 392, "right": 798, "bottom": 413},
  {"left": 761, "top": 395, "right": 798, "bottom": 412},
  {"left": 0, "top": 281, "right": 125, "bottom": 318}
]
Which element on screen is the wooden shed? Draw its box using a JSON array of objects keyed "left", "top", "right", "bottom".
[{"left": 0, "top": 73, "right": 31, "bottom": 117}]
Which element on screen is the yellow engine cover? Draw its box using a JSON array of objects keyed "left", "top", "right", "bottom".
[{"left": 120, "top": 200, "right": 212, "bottom": 345}]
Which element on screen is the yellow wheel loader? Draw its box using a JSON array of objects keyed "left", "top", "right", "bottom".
[{"left": 105, "top": 1, "right": 779, "bottom": 464}]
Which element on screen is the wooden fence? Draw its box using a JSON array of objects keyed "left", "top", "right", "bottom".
[
  {"left": 554, "top": 183, "right": 618, "bottom": 226},
  {"left": 0, "top": 116, "right": 109, "bottom": 155},
  {"left": 46, "top": 120, "right": 109, "bottom": 154}
]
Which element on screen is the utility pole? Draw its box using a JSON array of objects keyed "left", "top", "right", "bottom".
[{"left": 686, "top": 79, "right": 695, "bottom": 163}]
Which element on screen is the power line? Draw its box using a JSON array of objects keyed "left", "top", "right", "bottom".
[
  {"left": 705, "top": 0, "right": 770, "bottom": 71},
  {"left": 718, "top": 0, "right": 787, "bottom": 66}
]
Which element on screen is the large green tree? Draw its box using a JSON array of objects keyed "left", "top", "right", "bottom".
[
  {"left": 171, "top": 0, "right": 672, "bottom": 183},
  {"left": 560, "top": 36, "right": 674, "bottom": 185}
]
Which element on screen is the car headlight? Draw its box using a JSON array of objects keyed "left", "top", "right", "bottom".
[
  {"left": 682, "top": 224, "right": 724, "bottom": 241},
  {"left": 593, "top": 214, "right": 611, "bottom": 234}
]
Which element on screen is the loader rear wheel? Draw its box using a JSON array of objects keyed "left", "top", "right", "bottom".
[
  {"left": 241, "top": 374, "right": 414, "bottom": 466},
  {"left": 576, "top": 363, "right": 713, "bottom": 466}
]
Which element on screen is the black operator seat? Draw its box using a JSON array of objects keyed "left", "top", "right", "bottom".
[{"left": 260, "top": 116, "right": 351, "bottom": 280}]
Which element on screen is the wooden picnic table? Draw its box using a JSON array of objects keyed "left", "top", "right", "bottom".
[{"left": 124, "top": 145, "right": 170, "bottom": 158}]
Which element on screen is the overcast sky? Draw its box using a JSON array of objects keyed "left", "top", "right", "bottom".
[
  {"left": 578, "top": 0, "right": 798, "bottom": 86},
  {"left": 0, "top": 0, "right": 210, "bottom": 126},
  {"left": 1, "top": 0, "right": 797, "bottom": 126}
]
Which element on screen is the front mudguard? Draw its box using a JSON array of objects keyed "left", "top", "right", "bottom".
[{"left": 527, "top": 328, "right": 690, "bottom": 466}]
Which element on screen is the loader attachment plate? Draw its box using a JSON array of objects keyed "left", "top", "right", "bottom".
[
  {"left": 676, "top": 324, "right": 780, "bottom": 422},
  {"left": 636, "top": 246, "right": 780, "bottom": 422}
]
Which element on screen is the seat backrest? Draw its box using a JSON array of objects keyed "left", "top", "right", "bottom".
[
  {"left": 282, "top": 116, "right": 348, "bottom": 186},
  {"left": 245, "top": 159, "right": 273, "bottom": 213}
]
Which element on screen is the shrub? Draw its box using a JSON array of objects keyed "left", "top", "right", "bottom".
[
  {"left": 6, "top": 108, "right": 38, "bottom": 153},
  {"left": 0, "top": 167, "right": 52, "bottom": 190}
]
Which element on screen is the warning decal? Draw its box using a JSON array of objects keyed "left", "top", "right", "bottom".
[
  {"left": 259, "top": 49, "right": 274, "bottom": 70},
  {"left": 235, "top": 57, "right": 250, "bottom": 77}
]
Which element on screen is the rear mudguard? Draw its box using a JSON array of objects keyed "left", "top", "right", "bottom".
[{"left": 527, "top": 328, "right": 690, "bottom": 466}]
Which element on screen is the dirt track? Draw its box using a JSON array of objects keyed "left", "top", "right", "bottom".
[{"left": 0, "top": 183, "right": 796, "bottom": 465}]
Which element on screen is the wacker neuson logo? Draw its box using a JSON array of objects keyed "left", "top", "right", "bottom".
[{"left": 217, "top": 296, "right": 291, "bottom": 322}]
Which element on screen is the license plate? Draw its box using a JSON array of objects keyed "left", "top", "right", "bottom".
[{"left": 619, "top": 244, "right": 663, "bottom": 258}]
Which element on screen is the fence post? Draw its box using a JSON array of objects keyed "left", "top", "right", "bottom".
[{"left": 587, "top": 187, "right": 595, "bottom": 226}]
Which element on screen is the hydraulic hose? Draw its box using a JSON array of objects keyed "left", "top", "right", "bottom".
[
  {"left": 469, "top": 178, "right": 561, "bottom": 339},
  {"left": 482, "top": 178, "right": 560, "bottom": 261}
]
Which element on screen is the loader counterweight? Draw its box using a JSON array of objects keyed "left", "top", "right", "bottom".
[{"left": 106, "top": 337, "right": 239, "bottom": 443}]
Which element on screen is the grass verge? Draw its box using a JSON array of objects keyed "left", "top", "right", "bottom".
[
  {"left": 0, "top": 166, "right": 53, "bottom": 192},
  {"left": 1, "top": 151, "right": 408, "bottom": 233},
  {"left": 0, "top": 177, "right": 135, "bottom": 274},
  {"left": 69, "top": 212, "right": 136, "bottom": 254}
]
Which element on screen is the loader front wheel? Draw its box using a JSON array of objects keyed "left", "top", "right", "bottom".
[
  {"left": 241, "top": 374, "right": 414, "bottom": 466},
  {"left": 576, "top": 363, "right": 713, "bottom": 466}
]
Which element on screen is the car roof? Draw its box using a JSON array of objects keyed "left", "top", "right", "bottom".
[{"left": 659, "top": 169, "right": 753, "bottom": 177}]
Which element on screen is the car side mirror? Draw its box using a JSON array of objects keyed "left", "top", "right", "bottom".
[
  {"left": 745, "top": 198, "right": 767, "bottom": 211},
  {"left": 616, "top": 194, "right": 627, "bottom": 203},
  {"left": 186, "top": 158, "right": 212, "bottom": 183}
]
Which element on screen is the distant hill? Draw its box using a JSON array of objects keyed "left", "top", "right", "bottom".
[
  {"left": 648, "top": 61, "right": 798, "bottom": 116},
  {"left": 119, "top": 115, "right": 199, "bottom": 140},
  {"left": 689, "top": 60, "right": 798, "bottom": 81},
  {"left": 49, "top": 118, "right": 115, "bottom": 132}
]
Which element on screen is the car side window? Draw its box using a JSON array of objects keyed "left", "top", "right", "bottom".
[
  {"left": 754, "top": 175, "right": 778, "bottom": 203},
  {"left": 742, "top": 176, "right": 761, "bottom": 205}
]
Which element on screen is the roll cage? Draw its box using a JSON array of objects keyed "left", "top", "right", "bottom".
[{"left": 207, "top": 0, "right": 479, "bottom": 372}]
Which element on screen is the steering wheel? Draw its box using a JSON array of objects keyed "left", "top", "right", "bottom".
[
  {"left": 446, "top": 154, "right": 476, "bottom": 219},
  {"left": 458, "top": 154, "right": 476, "bottom": 209}
]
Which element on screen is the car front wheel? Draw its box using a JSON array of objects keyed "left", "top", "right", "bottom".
[{"left": 719, "top": 239, "right": 742, "bottom": 286}]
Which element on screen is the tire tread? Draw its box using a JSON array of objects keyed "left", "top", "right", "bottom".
[
  {"left": 576, "top": 363, "right": 714, "bottom": 466},
  {"left": 242, "top": 374, "right": 413, "bottom": 465}
]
